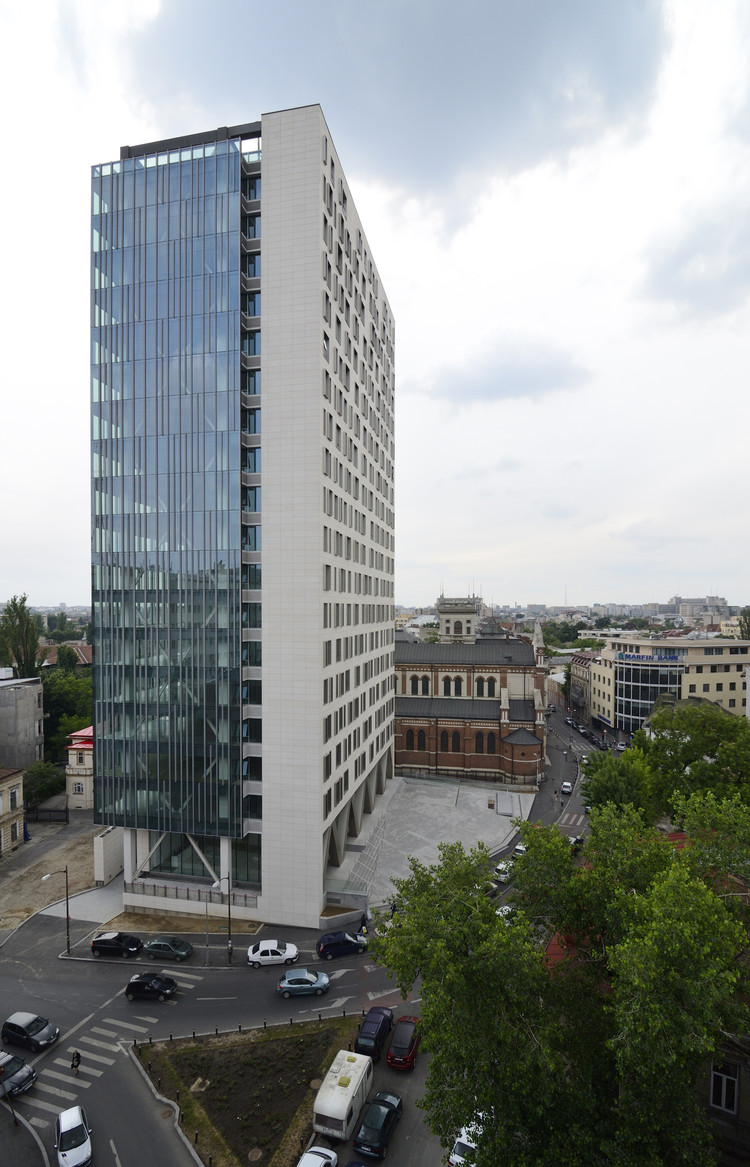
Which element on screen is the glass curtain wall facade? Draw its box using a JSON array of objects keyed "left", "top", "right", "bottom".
[{"left": 91, "top": 135, "right": 254, "bottom": 861}]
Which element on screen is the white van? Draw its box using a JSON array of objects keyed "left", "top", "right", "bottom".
[{"left": 312, "top": 1049, "right": 373, "bottom": 1141}]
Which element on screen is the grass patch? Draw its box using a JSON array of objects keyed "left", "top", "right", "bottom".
[{"left": 141, "top": 1015, "right": 360, "bottom": 1167}]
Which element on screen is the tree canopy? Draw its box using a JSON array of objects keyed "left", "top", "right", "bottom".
[
  {"left": 0, "top": 594, "right": 46, "bottom": 677},
  {"left": 41, "top": 667, "right": 92, "bottom": 761},
  {"left": 372, "top": 801, "right": 749, "bottom": 1166}
]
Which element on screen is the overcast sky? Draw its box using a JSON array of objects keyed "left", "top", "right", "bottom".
[{"left": 2, "top": 0, "right": 749, "bottom": 611}]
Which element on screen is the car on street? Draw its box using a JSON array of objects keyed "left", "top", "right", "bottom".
[
  {"left": 54, "top": 1105, "right": 92, "bottom": 1167},
  {"left": 353, "top": 1090, "right": 403, "bottom": 1158},
  {"left": 512, "top": 841, "right": 527, "bottom": 859},
  {"left": 354, "top": 1006, "right": 393, "bottom": 1060},
  {"left": 496, "top": 904, "right": 515, "bottom": 924},
  {"left": 296, "top": 1149, "right": 337, "bottom": 1167},
  {"left": 568, "top": 835, "right": 585, "bottom": 856},
  {"left": 615, "top": 742, "right": 628, "bottom": 751},
  {"left": 143, "top": 936, "right": 193, "bottom": 962},
  {"left": 561, "top": 780, "right": 573, "bottom": 795},
  {"left": 91, "top": 931, "right": 143, "bottom": 959},
  {"left": 0, "top": 1049, "right": 37, "bottom": 1095},
  {"left": 449, "top": 1119, "right": 483, "bottom": 1165},
  {"left": 386, "top": 1015, "right": 421, "bottom": 1070},
  {"left": 124, "top": 973, "right": 178, "bottom": 1001},
  {"left": 493, "top": 858, "right": 513, "bottom": 883},
  {"left": 316, "top": 931, "right": 368, "bottom": 960},
  {"left": 277, "top": 968, "right": 330, "bottom": 998},
  {"left": 247, "top": 938, "right": 299, "bottom": 967},
  {"left": 565, "top": 716, "right": 575, "bottom": 726},
  {"left": 2, "top": 1011, "right": 59, "bottom": 1052}
]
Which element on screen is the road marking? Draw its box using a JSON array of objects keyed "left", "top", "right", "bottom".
[
  {"left": 29, "top": 1116, "right": 49, "bottom": 1129},
  {"left": 109, "top": 1137, "right": 123, "bottom": 1167},
  {"left": 41, "top": 1069, "right": 92, "bottom": 1089},
  {"left": 168, "top": 970, "right": 202, "bottom": 981},
  {"left": 79, "top": 1035, "right": 120, "bottom": 1053},
  {"left": 17, "top": 1095, "right": 67, "bottom": 1116},
  {"left": 102, "top": 1018, "right": 153, "bottom": 1033},
  {"left": 35, "top": 1080, "right": 77, "bottom": 1101},
  {"left": 91, "top": 1026, "right": 120, "bottom": 1038}
]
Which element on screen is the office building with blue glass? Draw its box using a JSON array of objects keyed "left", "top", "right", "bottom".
[{"left": 91, "top": 105, "right": 396, "bottom": 927}]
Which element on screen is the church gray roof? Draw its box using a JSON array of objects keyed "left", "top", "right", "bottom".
[
  {"left": 504, "top": 727, "right": 542, "bottom": 745},
  {"left": 396, "top": 698, "right": 501, "bottom": 720},
  {"left": 395, "top": 697, "right": 538, "bottom": 724},
  {"left": 395, "top": 640, "right": 535, "bottom": 667}
]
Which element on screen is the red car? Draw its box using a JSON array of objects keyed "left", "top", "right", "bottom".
[{"left": 386, "top": 1015, "right": 420, "bottom": 1070}]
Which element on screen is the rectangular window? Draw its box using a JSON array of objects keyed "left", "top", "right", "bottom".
[
  {"left": 716, "top": 683, "right": 723, "bottom": 692},
  {"left": 11, "top": 822, "right": 18, "bottom": 842},
  {"left": 711, "top": 1062, "right": 738, "bottom": 1114},
  {"left": 703, "top": 684, "right": 710, "bottom": 692},
  {"left": 9, "top": 788, "right": 18, "bottom": 811},
  {"left": 73, "top": 782, "right": 84, "bottom": 794},
  {"left": 688, "top": 684, "right": 696, "bottom": 693},
  {"left": 77, "top": 752, "right": 85, "bottom": 765},
  {"left": 729, "top": 699, "right": 736, "bottom": 707}
]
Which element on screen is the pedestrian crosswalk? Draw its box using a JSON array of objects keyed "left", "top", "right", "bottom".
[
  {"left": 560, "top": 811, "right": 587, "bottom": 829},
  {"left": 15, "top": 967, "right": 204, "bottom": 1130}
]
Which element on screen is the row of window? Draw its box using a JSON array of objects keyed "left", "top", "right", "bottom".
[
  {"left": 408, "top": 675, "right": 498, "bottom": 697},
  {"left": 404, "top": 729, "right": 499, "bottom": 754}
]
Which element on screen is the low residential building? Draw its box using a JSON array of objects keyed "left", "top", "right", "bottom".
[
  {"left": 66, "top": 726, "right": 94, "bottom": 810},
  {"left": 590, "top": 636, "right": 750, "bottom": 737},
  {"left": 0, "top": 675, "right": 44, "bottom": 769},
  {"left": 0, "top": 768, "right": 24, "bottom": 860}
]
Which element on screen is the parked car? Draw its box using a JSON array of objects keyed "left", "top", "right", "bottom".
[
  {"left": 386, "top": 1015, "right": 421, "bottom": 1070},
  {"left": 353, "top": 1090, "right": 403, "bottom": 1158},
  {"left": 449, "top": 1119, "right": 483, "bottom": 1165},
  {"left": 124, "top": 973, "right": 177, "bottom": 1001},
  {"left": 296, "top": 1149, "right": 337, "bottom": 1167},
  {"left": 568, "top": 835, "right": 585, "bottom": 856},
  {"left": 354, "top": 1007, "right": 393, "bottom": 1060},
  {"left": 561, "top": 780, "right": 573, "bottom": 795},
  {"left": 615, "top": 742, "right": 628, "bottom": 752},
  {"left": 247, "top": 939, "right": 299, "bottom": 968},
  {"left": 512, "top": 841, "right": 527, "bottom": 859},
  {"left": 0, "top": 1049, "right": 37, "bottom": 1095},
  {"left": 54, "top": 1105, "right": 92, "bottom": 1167},
  {"left": 316, "top": 931, "right": 368, "bottom": 960},
  {"left": 277, "top": 968, "right": 330, "bottom": 998},
  {"left": 143, "top": 936, "right": 193, "bottom": 962},
  {"left": 493, "top": 859, "right": 513, "bottom": 883},
  {"left": 2, "top": 1011, "right": 59, "bottom": 1052},
  {"left": 565, "top": 717, "right": 575, "bottom": 726},
  {"left": 91, "top": 931, "right": 143, "bottom": 959}
]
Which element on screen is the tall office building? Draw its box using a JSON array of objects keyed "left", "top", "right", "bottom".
[{"left": 91, "top": 105, "right": 396, "bottom": 927}]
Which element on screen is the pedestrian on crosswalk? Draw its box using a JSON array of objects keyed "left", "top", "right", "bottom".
[{"left": 71, "top": 1050, "right": 81, "bottom": 1076}]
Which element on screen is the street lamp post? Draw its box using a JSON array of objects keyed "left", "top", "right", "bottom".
[
  {"left": 213, "top": 877, "right": 233, "bottom": 964},
  {"left": 41, "top": 866, "right": 70, "bottom": 956}
]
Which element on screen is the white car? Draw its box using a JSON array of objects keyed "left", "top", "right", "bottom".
[
  {"left": 296, "top": 1148, "right": 337, "bottom": 1167},
  {"left": 512, "top": 841, "right": 527, "bottom": 859},
  {"left": 615, "top": 742, "right": 627, "bottom": 752},
  {"left": 493, "top": 859, "right": 513, "bottom": 883},
  {"left": 449, "top": 1119, "right": 483, "bottom": 1165},
  {"left": 54, "top": 1105, "right": 92, "bottom": 1167},
  {"left": 561, "top": 781, "right": 573, "bottom": 795},
  {"left": 247, "top": 939, "right": 299, "bottom": 968}
]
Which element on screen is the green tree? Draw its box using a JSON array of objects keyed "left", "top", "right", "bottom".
[
  {"left": 41, "top": 668, "right": 92, "bottom": 761},
  {"left": 738, "top": 608, "right": 750, "bottom": 640},
  {"left": 55, "top": 644, "right": 79, "bottom": 674},
  {"left": 21, "top": 760, "right": 66, "bottom": 806},
  {"left": 637, "top": 701, "right": 750, "bottom": 812},
  {"left": 0, "top": 594, "right": 47, "bottom": 677},
  {"left": 374, "top": 811, "right": 748, "bottom": 1166},
  {"left": 580, "top": 747, "right": 657, "bottom": 820}
]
